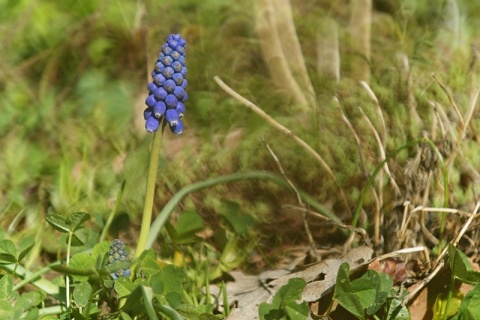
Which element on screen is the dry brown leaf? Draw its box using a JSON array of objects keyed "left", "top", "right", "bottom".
[{"left": 225, "top": 246, "right": 374, "bottom": 319}]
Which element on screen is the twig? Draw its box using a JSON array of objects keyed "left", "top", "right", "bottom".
[
  {"left": 402, "top": 259, "right": 444, "bottom": 306},
  {"left": 214, "top": 76, "right": 352, "bottom": 217},
  {"left": 358, "top": 106, "right": 401, "bottom": 196},
  {"left": 262, "top": 139, "right": 319, "bottom": 261},
  {"left": 432, "top": 73, "right": 464, "bottom": 130},
  {"left": 377, "top": 246, "right": 426, "bottom": 261},
  {"left": 283, "top": 204, "right": 372, "bottom": 247},
  {"left": 463, "top": 88, "right": 480, "bottom": 139},
  {"left": 262, "top": 138, "right": 303, "bottom": 206}
]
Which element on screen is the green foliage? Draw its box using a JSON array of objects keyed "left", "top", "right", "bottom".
[
  {"left": 258, "top": 278, "right": 309, "bottom": 320},
  {"left": 432, "top": 244, "right": 480, "bottom": 318},
  {"left": 332, "top": 262, "right": 408, "bottom": 319}
]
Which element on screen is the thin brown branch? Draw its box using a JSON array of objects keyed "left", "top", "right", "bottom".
[{"left": 432, "top": 73, "right": 464, "bottom": 130}]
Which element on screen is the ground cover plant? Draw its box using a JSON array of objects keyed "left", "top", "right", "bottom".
[{"left": 1, "top": 0, "right": 480, "bottom": 319}]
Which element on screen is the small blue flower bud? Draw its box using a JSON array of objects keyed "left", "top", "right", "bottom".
[
  {"left": 144, "top": 108, "right": 153, "bottom": 120},
  {"left": 176, "top": 102, "right": 185, "bottom": 117},
  {"left": 168, "top": 38, "right": 178, "bottom": 49},
  {"left": 153, "top": 101, "right": 166, "bottom": 117},
  {"left": 181, "top": 67, "right": 187, "bottom": 77},
  {"left": 172, "top": 73, "right": 183, "bottom": 86},
  {"left": 172, "top": 61, "right": 182, "bottom": 73},
  {"left": 161, "top": 55, "right": 173, "bottom": 66},
  {"left": 171, "top": 51, "right": 180, "bottom": 61},
  {"left": 182, "top": 79, "right": 188, "bottom": 89},
  {"left": 175, "top": 46, "right": 185, "bottom": 55},
  {"left": 148, "top": 82, "right": 158, "bottom": 92},
  {"left": 155, "top": 61, "right": 165, "bottom": 72},
  {"left": 162, "top": 67, "right": 174, "bottom": 79},
  {"left": 170, "top": 119, "right": 184, "bottom": 134},
  {"left": 154, "top": 74, "right": 166, "bottom": 85},
  {"left": 145, "top": 115, "right": 160, "bottom": 132},
  {"left": 163, "top": 79, "right": 176, "bottom": 93},
  {"left": 182, "top": 92, "right": 188, "bottom": 102},
  {"left": 154, "top": 87, "right": 168, "bottom": 100},
  {"left": 165, "top": 94, "right": 178, "bottom": 108},
  {"left": 166, "top": 108, "right": 179, "bottom": 126},
  {"left": 162, "top": 44, "right": 173, "bottom": 56},
  {"left": 145, "top": 94, "right": 156, "bottom": 107},
  {"left": 173, "top": 86, "right": 185, "bottom": 100},
  {"left": 179, "top": 55, "right": 186, "bottom": 66}
]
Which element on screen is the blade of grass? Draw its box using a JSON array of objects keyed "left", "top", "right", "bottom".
[{"left": 146, "top": 171, "right": 341, "bottom": 249}]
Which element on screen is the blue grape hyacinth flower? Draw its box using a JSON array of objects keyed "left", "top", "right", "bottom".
[
  {"left": 144, "top": 34, "right": 188, "bottom": 134},
  {"left": 106, "top": 239, "right": 131, "bottom": 280}
]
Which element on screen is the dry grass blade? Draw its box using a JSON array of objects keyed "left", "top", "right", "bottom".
[
  {"left": 432, "top": 73, "right": 464, "bottom": 131},
  {"left": 283, "top": 204, "right": 372, "bottom": 247},
  {"left": 214, "top": 76, "right": 352, "bottom": 217},
  {"left": 263, "top": 139, "right": 318, "bottom": 261}
]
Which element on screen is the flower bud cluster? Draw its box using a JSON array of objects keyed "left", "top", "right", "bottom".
[
  {"left": 144, "top": 34, "right": 188, "bottom": 134},
  {"left": 106, "top": 239, "right": 131, "bottom": 280}
]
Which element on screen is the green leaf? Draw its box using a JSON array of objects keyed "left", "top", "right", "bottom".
[
  {"left": 122, "top": 285, "right": 159, "bottom": 320},
  {"left": 66, "top": 212, "right": 90, "bottom": 231},
  {"left": 0, "top": 252, "right": 17, "bottom": 264},
  {"left": 358, "top": 270, "right": 392, "bottom": 315},
  {"left": 456, "top": 283, "right": 480, "bottom": 319},
  {"left": 433, "top": 291, "right": 462, "bottom": 319},
  {"left": 448, "top": 244, "right": 472, "bottom": 282},
  {"left": 350, "top": 278, "right": 376, "bottom": 309},
  {"left": 45, "top": 214, "right": 70, "bottom": 233},
  {"left": 0, "top": 239, "right": 16, "bottom": 256},
  {"left": 14, "top": 291, "right": 46, "bottom": 313},
  {"left": 259, "top": 278, "right": 309, "bottom": 320},
  {"left": 385, "top": 294, "right": 410, "bottom": 320},
  {"left": 70, "top": 229, "right": 88, "bottom": 247},
  {"left": 73, "top": 281, "right": 92, "bottom": 307},
  {"left": 0, "top": 299, "right": 14, "bottom": 319},
  {"left": 115, "top": 277, "right": 135, "bottom": 298},
  {"left": 151, "top": 265, "right": 186, "bottom": 308},
  {"left": 138, "top": 250, "right": 161, "bottom": 279},
  {"left": 333, "top": 262, "right": 365, "bottom": 319},
  {"left": 0, "top": 240, "right": 17, "bottom": 264},
  {"left": 68, "top": 253, "right": 96, "bottom": 281},
  {"left": 220, "top": 200, "right": 256, "bottom": 235},
  {"left": 17, "top": 238, "right": 35, "bottom": 262},
  {"left": 91, "top": 241, "right": 110, "bottom": 269},
  {"left": 0, "top": 275, "right": 14, "bottom": 300},
  {"left": 23, "top": 308, "right": 40, "bottom": 320},
  {"left": 171, "top": 211, "right": 205, "bottom": 243}
]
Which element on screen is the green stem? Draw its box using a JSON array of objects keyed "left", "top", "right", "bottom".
[
  {"left": 146, "top": 171, "right": 341, "bottom": 249},
  {"left": 99, "top": 180, "right": 126, "bottom": 243},
  {"left": 136, "top": 126, "right": 164, "bottom": 259}
]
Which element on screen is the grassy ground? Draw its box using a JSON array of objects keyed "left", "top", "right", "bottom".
[{"left": 1, "top": 0, "right": 480, "bottom": 318}]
